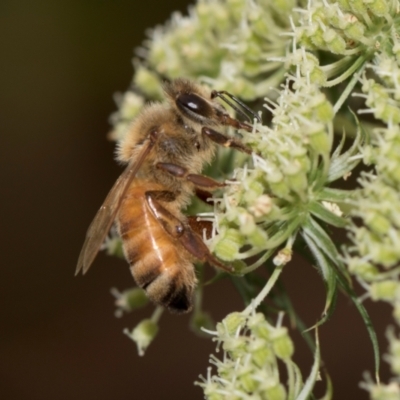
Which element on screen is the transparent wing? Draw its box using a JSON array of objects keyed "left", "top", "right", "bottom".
[{"left": 75, "top": 139, "right": 155, "bottom": 275}]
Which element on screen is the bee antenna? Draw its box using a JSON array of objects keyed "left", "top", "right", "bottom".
[{"left": 211, "top": 90, "right": 262, "bottom": 124}]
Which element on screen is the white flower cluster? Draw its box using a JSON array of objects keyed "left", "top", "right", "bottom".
[
  {"left": 109, "top": 0, "right": 298, "bottom": 141},
  {"left": 196, "top": 312, "right": 316, "bottom": 400},
  {"left": 210, "top": 67, "right": 337, "bottom": 268}
]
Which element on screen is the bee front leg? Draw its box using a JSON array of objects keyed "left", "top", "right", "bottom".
[
  {"left": 202, "top": 127, "right": 253, "bottom": 154},
  {"left": 145, "top": 191, "right": 233, "bottom": 273}
]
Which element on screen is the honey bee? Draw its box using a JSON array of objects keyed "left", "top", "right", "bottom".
[{"left": 76, "top": 78, "right": 259, "bottom": 313}]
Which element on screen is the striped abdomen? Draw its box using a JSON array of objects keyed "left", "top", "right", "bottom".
[{"left": 117, "top": 180, "right": 196, "bottom": 313}]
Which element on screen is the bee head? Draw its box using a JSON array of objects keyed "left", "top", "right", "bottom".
[{"left": 163, "top": 78, "right": 223, "bottom": 127}]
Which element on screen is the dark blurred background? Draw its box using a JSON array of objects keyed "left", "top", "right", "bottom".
[{"left": 0, "top": 1, "right": 392, "bottom": 399}]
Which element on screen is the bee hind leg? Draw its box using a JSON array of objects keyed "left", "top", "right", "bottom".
[
  {"left": 178, "top": 226, "right": 234, "bottom": 273},
  {"left": 145, "top": 190, "right": 184, "bottom": 239},
  {"left": 145, "top": 191, "right": 233, "bottom": 273},
  {"left": 187, "top": 216, "right": 213, "bottom": 240}
]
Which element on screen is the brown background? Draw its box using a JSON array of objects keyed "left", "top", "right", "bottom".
[{"left": 0, "top": 1, "right": 392, "bottom": 399}]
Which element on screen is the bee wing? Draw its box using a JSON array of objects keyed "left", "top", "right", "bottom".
[{"left": 76, "top": 139, "right": 155, "bottom": 275}]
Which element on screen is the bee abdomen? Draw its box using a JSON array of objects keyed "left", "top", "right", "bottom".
[
  {"left": 146, "top": 271, "right": 194, "bottom": 313},
  {"left": 130, "top": 251, "right": 196, "bottom": 313},
  {"left": 118, "top": 181, "right": 197, "bottom": 313}
]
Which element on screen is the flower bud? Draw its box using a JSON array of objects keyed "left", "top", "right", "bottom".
[
  {"left": 365, "top": 211, "right": 391, "bottom": 235},
  {"left": 269, "top": 180, "right": 291, "bottom": 198},
  {"left": 203, "top": 384, "right": 226, "bottom": 400},
  {"left": 249, "top": 194, "right": 273, "bottom": 218},
  {"left": 326, "top": 34, "right": 346, "bottom": 54},
  {"left": 378, "top": 103, "right": 400, "bottom": 125},
  {"left": 249, "top": 338, "right": 274, "bottom": 367},
  {"left": 349, "top": 0, "right": 367, "bottom": 14},
  {"left": 117, "top": 92, "right": 144, "bottom": 122},
  {"left": 271, "top": 327, "right": 294, "bottom": 360},
  {"left": 238, "top": 368, "right": 259, "bottom": 393},
  {"left": 243, "top": 180, "right": 265, "bottom": 203},
  {"left": 308, "top": 129, "right": 331, "bottom": 155},
  {"left": 231, "top": 259, "right": 249, "bottom": 275},
  {"left": 111, "top": 287, "right": 149, "bottom": 317},
  {"left": 190, "top": 311, "right": 215, "bottom": 337},
  {"left": 310, "top": 27, "right": 326, "bottom": 48},
  {"left": 247, "top": 313, "right": 272, "bottom": 340},
  {"left": 313, "top": 98, "right": 334, "bottom": 123},
  {"left": 344, "top": 20, "right": 365, "bottom": 41},
  {"left": 197, "top": 2, "right": 230, "bottom": 31},
  {"left": 133, "top": 67, "right": 163, "bottom": 99},
  {"left": 287, "top": 171, "right": 308, "bottom": 194},
  {"left": 369, "top": 382, "right": 400, "bottom": 400},
  {"left": 248, "top": 226, "right": 269, "bottom": 248},
  {"left": 273, "top": 248, "right": 292, "bottom": 266},
  {"left": 216, "top": 358, "right": 236, "bottom": 381},
  {"left": 370, "top": 281, "right": 399, "bottom": 302},
  {"left": 104, "top": 236, "right": 125, "bottom": 258},
  {"left": 388, "top": 336, "right": 400, "bottom": 375},
  {"left": 222, "top": 336, "right": 248, "bottom": 358},
  {"left": 368, "top": 0, "right": 389, "bottom": 17},
  {"left": 261, "top": 383, "right": 287, "bottom": 400},
  {"left": 217, "top": 312, "right": 246, "bottom": 336},
  {"left": 124, "top": 319, "right": 159, "bottom": 356},
  {"left": 347, "top": 258, "right": 379, "bottom": 281},
  {"left": 237, "top": 209, "right": 257, "bottom": 235},
  {"left": 310, "top": 66, "right": 327, "bottom": 85},
  {"left": 213, "top": 229, "right": 245, "bottom": 261}
]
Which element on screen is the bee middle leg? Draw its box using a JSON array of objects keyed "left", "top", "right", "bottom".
[
  {"left": 156, "top": 162, "right": 226, "bottom": 190},
  {"left": 145, "top": 190, "right": 233, "bottom": 273}
]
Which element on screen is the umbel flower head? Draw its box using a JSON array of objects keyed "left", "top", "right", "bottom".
[
  {"left": 109, "top": 0, "right": 296, "bottom": 141},
  {"left": 103, "top": 0, "right": 400, "bottom": 397},
  {"left": 196, "top": 311, "right": 323, "bottom": 400}
]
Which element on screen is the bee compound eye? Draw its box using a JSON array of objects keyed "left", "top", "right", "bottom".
[{"left": 176, "top": 93, "right": 213, "bottom": 119}]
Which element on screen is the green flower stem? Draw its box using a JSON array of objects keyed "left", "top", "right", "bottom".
[
  {"left": 150, "top": 306, "right": 163, "bottom": 324},
  {"left": 242, "top": 263, "right": 285, "bottom": 317},
  {"left": 296, "top": 330, "right": 321, "bottom": 400},
  {"left": 333, "top": 57, "right": 368, "bottom": 114},
  {"left": 321, "top": 56, "right": 356, "bottom": 78},
  {"left": 241, "top": 248, "right": 275, "bottom": 274},
  {"left": 326, "top": 54, "right": 369, "bottom": 89},
  {"left": 286, "top": 360, "right": 302, "bottom": 400}
]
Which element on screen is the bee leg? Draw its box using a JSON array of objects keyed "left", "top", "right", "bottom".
[
  {"left": 187, "top": 216, "right": 213, "bottom": 240},
  {"left": 178, "top": 226, "right": 234, "bottom": 273},
  {"left": 145, "top": 190, "right": 184, "bottom": 239},
  {"left": 211, "top": 89, "right": 262, "bottom": 125},
  {"left": 156, "top": 162, "right": 226, "bottom": 190},
  {"left": 195, "top": 188, "right": 213, "bottom": 205},
  {"left": 202, "top": 127, "right": 253, "bottom": 154},
  {"left": 145, "top": 191, "right": 233, "bottom": 273}
]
